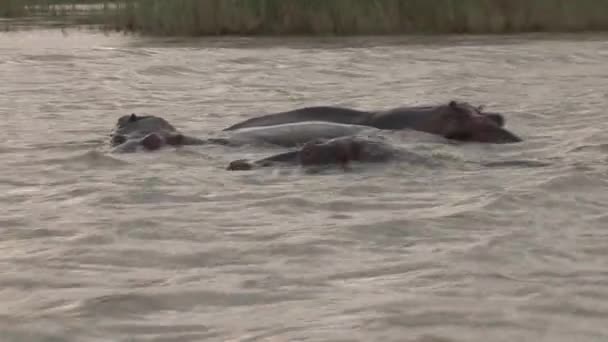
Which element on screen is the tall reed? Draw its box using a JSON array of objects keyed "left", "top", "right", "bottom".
[
  {"left": 3, "top": 0, "right": 608, "bottom": 35},
  {"left": 1, "top": 0, "right": 110, "bottom": 18}
]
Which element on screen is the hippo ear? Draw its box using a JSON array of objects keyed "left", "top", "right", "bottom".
[
  {"left": 129, "top": 113, "right": 138, "bottom": 122},
  {"left": 449, "top": 100, "right": 458, "bottom": 108},
  {"left": 477, "top": 105, "right": 485, "bottom": 112}
]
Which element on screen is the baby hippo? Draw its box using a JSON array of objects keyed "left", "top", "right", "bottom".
[
  {"left": 298, "top": 136, "right": 396, "bottom": 166},
  {"left": 110, "top": 113, "right": 206, "bottom": 153},
  {"left": 227, "top": 136, "right": 428, "bottom": 171}
]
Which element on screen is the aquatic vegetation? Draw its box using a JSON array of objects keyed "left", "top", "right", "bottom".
[
  {"left": 1, "top": 0, "right": 25, "bottom": 17},
  {"left": 3, "top": 0, "right": 608, "bottom": 35}
]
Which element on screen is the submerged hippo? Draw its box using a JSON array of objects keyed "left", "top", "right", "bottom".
[
  {"left": 110, "top": 113, "right": 382, "bottom": 152},
  {"left": 224, "top": 101, "right": 521, "bottom": 144},
  {"left": 110, "top": 113, "right": 207, "bottom": 152},
  {"left": 227, "top": 136, "right": 433, "bottom": 171}
]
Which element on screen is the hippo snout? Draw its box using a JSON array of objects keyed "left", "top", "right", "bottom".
[
  {"left": 474, "top": 125, "right": 522, "bottom": 144},
  {"left": 496, "top": 127, "right": 522, "bottom": 143},
  {"left": 483, "top": 112, "right": 505, "bottom": 127}
]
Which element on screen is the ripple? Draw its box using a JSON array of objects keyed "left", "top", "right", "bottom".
[
  {"left": 71, "top": 289, "right": 312, "bottom": 319},
  {"left": 21, "top": 53, "right": 77, "bottom": 62},
  {"left": 137, "top": 65, "right": 202, "bottom": 76},
  {"left": 34, "top": 150, "right": 129, "bottom": 169}
]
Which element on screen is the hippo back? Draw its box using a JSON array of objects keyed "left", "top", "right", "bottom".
[
  {"left": 367, "top": 105, "right": 442, "bottom": 130},
  {"left": 228, "top": 121, "right": 379, "bottom": 147},
  {"left": 224, "top": 106, "right": 373, "bottom": 131}
]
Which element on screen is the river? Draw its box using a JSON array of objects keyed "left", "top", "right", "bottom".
[{"left": 1, "top": 28, "right": 608, "bottom": 342}]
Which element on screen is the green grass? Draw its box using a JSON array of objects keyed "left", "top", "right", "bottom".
[
  {"left": 1, "top": 0, "right": 100, "bottom": 17},
  {"left": 3, "top": 0, "right": 608, "bottom": 35}
]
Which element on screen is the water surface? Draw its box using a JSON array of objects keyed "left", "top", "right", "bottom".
[{"left": 1, "top": 29, "right": 608, "bottom": 342}]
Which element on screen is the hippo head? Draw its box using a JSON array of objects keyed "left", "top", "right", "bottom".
[
  {"left": 440, "top": 101, "right": 521, "bottom": 144},
  {"left": 298, "top": 138, "right": 362, "bottom": 167},
  {"left": 112, "top": 113, "right": 177, "bottom": 138}
]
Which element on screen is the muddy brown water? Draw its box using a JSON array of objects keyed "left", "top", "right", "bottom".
[{"left": 1, "top": 29, "right": 608, "bottom": 342}]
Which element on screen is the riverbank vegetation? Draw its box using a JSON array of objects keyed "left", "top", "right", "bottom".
[{"left": 3, "top": 0, "right": 608, "bottom": 35}]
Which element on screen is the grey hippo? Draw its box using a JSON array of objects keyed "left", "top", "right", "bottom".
[
  {"left": 224, "top": 100, "right": 521, "bottom": 144},
  {"left": 110, "top": 113, "right": 381, "bottom": 152},
  {"left": 226, "top": 135, "right": 551, "bottom": 172},
  {"left": 227, "top": 135, "right": 433, "bottom": 171},
  {"left": 110, "top": 113, "right": 207, "bottom": 152}
]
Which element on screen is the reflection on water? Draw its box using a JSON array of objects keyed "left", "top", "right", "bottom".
[{"left": 1, "top": 29, "right": 608, "bottom": 342}]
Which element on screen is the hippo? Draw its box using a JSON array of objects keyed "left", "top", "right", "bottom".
[
  {"left": 110, "top": 113, "right": 207, "bottom": 152},
  {"left": 223, "top": 101, "right": 521, "bottom": 144},
  {"left": 110, "top": 113, "right": 383, "bottom": 152},
  {"left": 226, "top": 121, "right": 380, "bottom": 147},
  {"left": 227, "top": 136, "right": 433, "bottom": 171}
]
